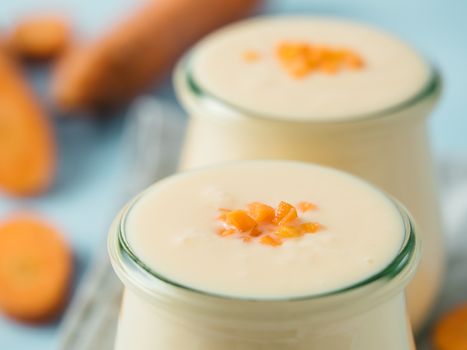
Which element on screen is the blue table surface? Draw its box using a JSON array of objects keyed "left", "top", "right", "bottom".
[{"left": 0, "top": 0, "right": 466, "bottom": 349}]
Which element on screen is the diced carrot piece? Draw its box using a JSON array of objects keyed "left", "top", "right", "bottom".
[
  {"left": 248, "top": 202, "right": 275, "bottom": 224},
  {"left": 273, "top": 201, "right": 298, "bottom": 225},
  {"left": 249, "top": 226, "right": 263, "bottom": 237},
  {"left": 0, "top": 215, "right": 72, "bottom": 323},
  {"left": 345, "top": 52, "right": 365, "bottom": 69},
  {"left": 218, "top": 228, "right": 235, "bottom": 237},
  {"left": 277, "top": 42, "right": 303, "bottom": 60},
  {"left": 277, "top": 41, "right": 364, "bottom": 78},
  {"left": 321, "top": 61, "right": 338, "bottom": 74},
  {"left": 287, "top": 58, "right": 310, "bottom": 78},
  {"left": 225, "top": 210, "right": 257, "bottom": 232},
  {"left": 297, "top": 201, "right": 317, "bottom": 212},
  {"left": 260, "top": 235, "right": 282, "bottom": 247},
  {"left": 243, "top": 236, "right": 252, "bottom": 243},
  {"left": 275, "top": 226, "right": 302, "bottom": 238},
  {"left": 300, "top": 222, "right": 321, "bottom": 234}
]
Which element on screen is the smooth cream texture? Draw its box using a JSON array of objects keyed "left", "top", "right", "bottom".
[
  {"left": 125, "top": 162, "right": 404, "bottom": 298},
  {"left": 191, "top": 17, "right": 430, "bottom": 120}
]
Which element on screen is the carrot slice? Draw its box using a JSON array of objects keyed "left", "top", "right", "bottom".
[
  {"left": 433, "top": 303, "right": 467, "bottom": 350},
  {"left": 0, "top": 215, "right": 72, "bottom": 323},
  {"left": 7, "top": 16, "right": 70, "bottom": 61},
  {"left": 0, "top": 54, "right": 56, "bottom": 196}
]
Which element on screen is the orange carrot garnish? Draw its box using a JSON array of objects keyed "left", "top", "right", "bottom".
[
  {"left": 248, "top": 202, "right": 275, "bottom": 224},
  {"left": 276, "top": 41, "right": 365, "bottom": 79},
  {"left": 297, "top": 201, "right": 317, "bottom": 212},
  {"left": 275, "top": 226, "right": 302, "bottom": 238},
  {"left": 225, "top": 210, "right": 257, "bottom": 233},
  {"left": 273, "top": 201, "right": 298, "bottom": 225},
  {"left": 299, "top": 222, "right": 320, "bottom": 234},
  {"left": 216, "top": 200, "right": 323, "bottom": 246},
  {"left": 218, "top": 228, "right": 236, "bottom": 237},
  {"left": 260, "top": 235, "right": 282, "bottom": 247},
  {"left": 249, "top": 226, "right": 263, "bottom": 237}
]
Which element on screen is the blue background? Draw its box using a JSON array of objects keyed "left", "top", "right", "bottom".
[{"left": 0, "top": 0, "right": 466, "bottom": 349}]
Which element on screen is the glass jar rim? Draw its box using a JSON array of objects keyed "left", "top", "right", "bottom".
[
  {"left": 110, "top": 161, "right": 420, "bottom": 303},
  {"left": 175, "top": 55, "right": 441, "bottom": 125}
]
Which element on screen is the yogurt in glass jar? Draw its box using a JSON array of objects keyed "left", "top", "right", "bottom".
[{"left": 109, "top": 161, "right": 420, "bottom": 349}]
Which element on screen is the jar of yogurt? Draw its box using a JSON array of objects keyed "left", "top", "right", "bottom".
[
  {"left": 109, "top": 161, "right": 420, "bottom": 349},
  {"left": 174, "top": 16, "right": 443, "bottom": 330}
]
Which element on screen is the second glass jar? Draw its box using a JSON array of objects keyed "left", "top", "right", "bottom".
[{"left": 175, "top": 60, "right": 443, "bottom": 331}]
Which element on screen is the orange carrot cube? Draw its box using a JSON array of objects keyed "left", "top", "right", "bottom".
[
  {"left": 299, "top": 222, "right": 320, "bottom": 234},
  {"left": 218, "top": 228, "right": 235, "bottom": 237},
  {"left": 248, "top": 202, "right": 275, "bottom": 224},
  {"left": 297, "top": 201, "right": 317, "bottom": 212},
  {"left": 273, "top": 201, "right": 298, "bottom": 225},
  {"left": 275, "top": 226, "right": 302, "bottom": 238},
  {"left": 249, "top": 226, "right": 263, "bottom": 237},
  {"left": 344, "top": 52, "right": 365, "bottom": 69},
  {"left": 225, "top": 210, "right": 257, "bottom": 232},
  {"left": 260, "top": 235, "right": 282, "bottom": 247}
]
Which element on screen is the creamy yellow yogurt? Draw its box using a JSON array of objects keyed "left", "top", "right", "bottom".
[
  {"left": 190, "top": 17, "right": 429, "bottom": 120},
  {"left": 124, "top": 161, "right": 404, "bottom": 298}
]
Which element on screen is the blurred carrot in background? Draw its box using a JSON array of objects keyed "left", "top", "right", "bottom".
[
  {"left": 0, "top": 53, "right": 56, "bottom": 196},
  {"left": 6, "top": 16, "right": 71, "bottom": 61},
  {"left": 52, "top": 0, "right": 261, "bottom": 112},
  {"left": 0, "top": 215, "right": 72, "bottom": 323}
]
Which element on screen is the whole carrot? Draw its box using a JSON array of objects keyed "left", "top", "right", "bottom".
[
  {"left": 51, "top": 0, "right": 261, "bottom": 112},
  {"left": 0, "top": 53, "right": 56, "bottom": 196}
]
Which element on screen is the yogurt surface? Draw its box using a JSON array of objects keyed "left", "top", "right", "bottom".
[
  {"left": 125, "top": 161, "right": 405, "bottom": 298},
  {"left": 190, "top": 17, "right": 430, "bottom": 120}
]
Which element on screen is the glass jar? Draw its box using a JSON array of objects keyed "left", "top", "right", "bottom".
[
  {"left": 109, "top": 197, "right": 420, "bottom": 350},
  {"left": 174, "top": 61, "right": 443, "bottom": 330}
]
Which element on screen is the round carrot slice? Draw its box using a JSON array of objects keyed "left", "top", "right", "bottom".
[
  {"left": 0, "top": 54, "right": 56, "bottom": 196},
  {"left": 433, "top": 303, "right": 467, "bottom": 350},
  {"left": 8, "top": 16, "right": 70, "bottom": 61},
  {"left": 0, "top": 215, "right": 72, "bottom": 322}
]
